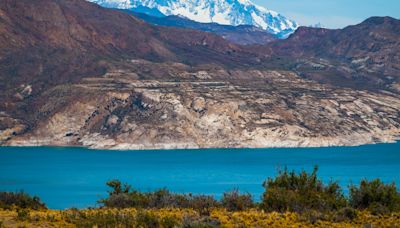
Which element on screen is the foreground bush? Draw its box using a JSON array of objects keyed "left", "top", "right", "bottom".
[
  {"left": 99, "top": 181, "right": 220, "bottom": 215},
  {"left": 221, "top": 189, "right": 254, "bottom": 211},
  {"left": 349, "top": 179, "right": 400, "bottom": 214},
  {"left": 261, "top": 166, "right": 347, "bottom": 213},
  {"left": 62, "top": 208, "right": 211, "bottom": 228},
  {"left": 100, "top": 169, "right": 400, "bottom": 217},
  {"left": 0, "top": 191, "right": 46, "bottom": 210},
  {"left": 1, "top": 167, "right": 399, "bottom": 227}
]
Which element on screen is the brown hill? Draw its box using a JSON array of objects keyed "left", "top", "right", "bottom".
[
  {"left": 0, "top": 0, "right": 258, "bottom": 101},
  {"left": 268, "top": 17, "right": 400, "bottom": 90}
]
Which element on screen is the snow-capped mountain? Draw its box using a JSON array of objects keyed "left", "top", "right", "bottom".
[{"left": 88, "top": 0, "right": 299, "bottom": 38}]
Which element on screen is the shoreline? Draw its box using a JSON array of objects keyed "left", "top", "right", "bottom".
[
  {"left": 2, "top": 138, "right": 399, "bottom": 152},
  {"left": 3, "top": 125, "right": 400, "bottom": 151}
]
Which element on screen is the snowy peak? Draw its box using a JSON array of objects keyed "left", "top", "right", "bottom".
[{"left": 88, "top": 0, "right": 299, "bottom": 38}]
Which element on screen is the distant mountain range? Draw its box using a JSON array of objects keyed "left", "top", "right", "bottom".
[
  {"left": 123, "top": 11, "right": 277, "bottom": 45},
  {"left": 1, "top": 0, "right": 399, "bottom": 149},
  {"left": 88, "top": 0, "right": 298, "bottom": 38}
]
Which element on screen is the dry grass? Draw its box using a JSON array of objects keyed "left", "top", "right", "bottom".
[{"left": 0, "top": 208, "right": 399, "bottom": 228}]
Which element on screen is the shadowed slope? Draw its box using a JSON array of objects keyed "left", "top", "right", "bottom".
[
  {"left": 0, "top": 0, "right": 256, "bottom": 98},
  {"left": 268, "top": 17, "right": 400, "bottom": 90}
]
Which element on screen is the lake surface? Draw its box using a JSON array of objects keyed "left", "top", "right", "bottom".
[{"left": 0, "top": 143, "right": 399, "bottom": 209}]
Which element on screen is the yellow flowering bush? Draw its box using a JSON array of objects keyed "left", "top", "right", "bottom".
[{"left": 1, "top": 208, "right": 399, "bottom": 227}]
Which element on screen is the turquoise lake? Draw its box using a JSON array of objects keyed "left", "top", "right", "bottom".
[{"left": 0, "top": 143, "right": 399, "bottom": 209}]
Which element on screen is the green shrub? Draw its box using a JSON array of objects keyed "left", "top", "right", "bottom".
[
  {"left": 333, "top": 207, "right": 357, "bottom": 222},
  {"left": 16, "top": 208, "right": 30, "bottom": 221},
  {"left": 99, "top": 175, "right": 400, "bottom": 218},
  {"left": 299, "top": 210, "right": 329, "bottom": 224},
  {"left": 105, "top": 180, "right": 131, "bottom": 195},
  {"left": 186, "top": 195, "right": 219, "bottom": 216},
  {"left": 160, "top": 215, "right": 180, "bottom": 228},
  {"left": 261, "top": 166, "right": 347, "bottom": 213},
  {"left": 99, "top": 191, "right": 149, "bottom": 208},
  {"left": 63, "top": 209, "right": 136, "bottom": 227},
  {"left": 349, "top": 179, "right": 400, "bottom": 214},
  {"left": 99, "top": 180, "right": 220, "bottom": 215},
  {"left": 135, "top": 210, "right": 160, "bottom": 227},
  {"left": 221, "top": 189, "right": 254, "bottom": 211},
  {"left": 368, "top": 202, "right": 391, "bottom": 215},
  {"left": 182, "top": 215, "right": 221, "bottom": 228},
  {"left": 147, "top": 188, "right": 184, "bottom": 208},
  {"left": 0, "top": 191, "right": 46, "bottom": 210}
]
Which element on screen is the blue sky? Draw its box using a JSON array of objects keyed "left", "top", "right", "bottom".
[{"left": 253, "top": 0, "right": 400, "bottom": 28}]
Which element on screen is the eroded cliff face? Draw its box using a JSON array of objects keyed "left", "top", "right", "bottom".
[{"left": 3, "top": 60, "right": 399, "bottom": 149}]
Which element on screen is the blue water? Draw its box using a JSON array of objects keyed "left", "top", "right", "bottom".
[{"left": 0, "top": 143, "right": 399, "bottom": 209}]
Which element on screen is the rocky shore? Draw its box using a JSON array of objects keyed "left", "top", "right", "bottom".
[{"left": 2, "top": 63, "right": 400, "bottom": 150}]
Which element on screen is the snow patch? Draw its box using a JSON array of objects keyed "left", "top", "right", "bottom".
[{"left": 88, "top": 0, "right": 299, "bottom": 37}]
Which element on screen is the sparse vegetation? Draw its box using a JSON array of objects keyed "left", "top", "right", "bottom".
[
  {"left": 1, "top": 168, "right": 399, "bottom": 227},
  {"left": 99, "top": 181, "right": 220, "bottom": 215},
  {"left": 261, "top": 166, "right": 347, "bottom": 213},
  {"left": 0, "top": 191, "right": 46, "bottom": 210},
  {"left": 16, "top": 208, "right": 30, "bottom": 221},
  {"left": 349, "top": 179, "right": 400, "bottom": 214},
  {"left": 221, "top": 189, "right": 254, "bottom": 212}
]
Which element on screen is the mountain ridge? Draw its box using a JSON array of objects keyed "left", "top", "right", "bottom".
[
  {"left": 88, "top": 0, "right": 298, "bottom": 38},
  {"left": 267, "top": 16, "right": 400, "bottom": 91},
  {"left": 123, "top": 11, "right": 277, "bottom": 45}
]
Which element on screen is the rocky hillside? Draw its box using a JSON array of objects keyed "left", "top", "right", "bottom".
[
  {"left": 268, "top": 17, "right": 400, "bottom": 91},
  {"left": 0, "top": 0, "right": 399, "bottom": 149},
  {"left": 0, "top": 0, "right": 258, "bottom": 107}
]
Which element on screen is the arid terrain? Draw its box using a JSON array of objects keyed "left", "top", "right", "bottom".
[
  {"left": 0, "top": 0, "right": 399, "bottom": 149},
  {"left": 3, "top": 61, "right": 400, "bottom": 149}
]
